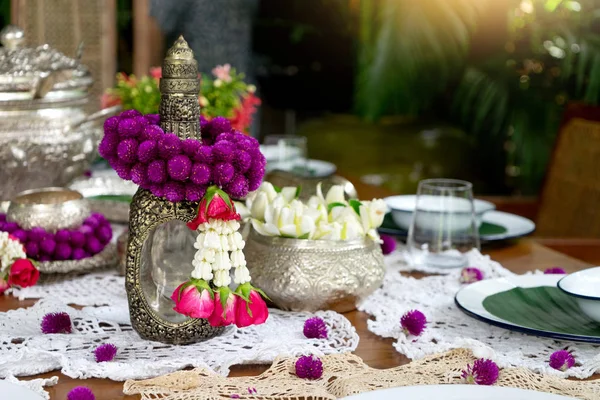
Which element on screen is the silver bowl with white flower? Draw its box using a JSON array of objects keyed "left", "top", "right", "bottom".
[
  {"left": 244, "top": 181, "right": 387, "bottom": 312},
  {"left": 244, "top": 229, "right": 385, "bottom": 313}
]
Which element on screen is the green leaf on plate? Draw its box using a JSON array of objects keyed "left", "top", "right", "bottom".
[
  {"left": 328, "top": 202, "right": 346, "bottom": 213},
  {"left": 478, "top": 222, "right": 507, "bottom": 235},
  {"left": 483, "top": 286, "right": 600, "bottom": 336}
]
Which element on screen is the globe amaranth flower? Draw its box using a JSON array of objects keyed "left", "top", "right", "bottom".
[
  {"left": 94, "top": 343, "right": 118, "bottom": 362},
  {"left": 233, "top": 150, "right": 252, "bottom": 173},
  {"left": 186, "top": 184, "right": 207, "bottom": 202},
  {"left": 226, "top": 174, "right": 250, "bottom": 199},
  {"left": 460, "top": 267, "right": 484, "bottom": 284},
  {"left": 462, "top": 359, "right": 499, "bottom": 385},
  {"left": 303, "top": 317, "right": 328, "bottom": 339},
  {"left": 67, "top": 386, "right": 95, "bottom": 400},
  {"left": 103, "top": 115, "right": 120, "bottom": 134},
  {"left": 137, "top": 140, "right": 158, "bottom": 163},
  {"left": 194, "top": 145, "right": 214, "bottom": 164},
  {"left": 117, "top": 138, "right": 138, "bottom": 164},
  {"left": 182, "top": 138, "right": 201, "bottom": 157},
  {"left": 164, "top": 182, "right": 185, "bottom": 203},
  {"left": 213, "top": 140, "right": 235, "bottom": 162},
  {"left": 117, "top": 117, "right": 142, "bottom": 138},
  {"left": 214, "top": 162, "right": 235, "bottom": 186},
  {"left": 130, "top": 163, "right": 148, "bottom": 186},
  {"left": 41, "top": 312, "right": 72, "bottom": 334},
  {"left": 549, "top": 350, "right": 575, "bottom": 371},
  {"left": 380, "top": 234, "right": 396, "bottom": 255},
  {"left": 147, "top": 160, "right": 167, "bottom": 183},
  {"left": 158, "top": 133, "right": 182, "bottom": 159},
  {"left": 400, "top": 309, "right": 427, "bottom": 336},
  {"left": 120, "top": 109, "right": 142, "bottom": 118},
  {"left": 167, "top": 154, "right": 193, "bottom": 181},
  {"left": 190, "top": 163, "right": 212, "bottom": 185},
  {"left": 295, "top": 355, "right": 323, "bottom": 380},
  {"left": 141, "top": 124, "right": 164, "bottom": 141},
  {"left": 544, "top": 267, "right": 566, "bottom": 275}
]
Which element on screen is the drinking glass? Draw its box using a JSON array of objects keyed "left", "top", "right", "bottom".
[
  {"left": 263, "top": 135, "right": 308, "bottom": 175},
  {"left": 407, "top": 179, "right": 480, "bottom": 269}
]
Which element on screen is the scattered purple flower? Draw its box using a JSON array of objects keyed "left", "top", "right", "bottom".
[
  {"left": 460, "top": 267, "right": 484, "bottom": 284},
  {"left": 230, "top": 395, "right": 240, "bottom": 399},
  {"left": 248, "top": 387, "right": 257, "bottom": 394},
  {"left": 67, "top": 386, "right": 95, "bottom": 400},
  {"left": 462, "top": 359, "right": 499, "bottom": 385},
  {"left": 94, "top": 343, "right": 118, "bottom": 362},
  {"left": 400, "top": 310, "right": 427, "bottom": 336},
  {"left": 544, "top": 267, "right": 566, "bottom": 275},
  {"left": 295, "top": 355, "right": 323, "bottom": 380},
  {"left": 303, "top": 317, "right": 328, "bottom": 339},
  {"left": 380, "top": 234, "right": 396, "bottom": 255},
  {"left": 549, "top": 350, "right": 575, "bottom": 371},
  {"left": 41, "top": 312, "right": 72, "bottom": 334}
]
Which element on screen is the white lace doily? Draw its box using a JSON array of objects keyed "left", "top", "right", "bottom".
[
  {"left": 3, "top": 269, "right": 358, "bottom": 381},
  {"left": 4, "top": 374, "right": 58, "bottom": 400},
  {"left": 359, "top": 249, "right": 600, "bottom": 379}
]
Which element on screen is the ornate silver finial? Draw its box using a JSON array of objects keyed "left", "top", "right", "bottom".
[
  {"left": 159, "top": 35, "right": 201, "bottom": 140},
  {"left": 0, "top": 25, "right": 25, "bottom": 50}
]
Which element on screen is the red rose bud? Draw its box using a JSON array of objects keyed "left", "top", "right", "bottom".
[
  {"left": 170, "top": 279, "right": 215, "bottom": 319},
  {"left": 208, "top": 287, "right": 238, "bottom": 327},
  {"left": 8, "top": 259, "right": 39, "bottom": 288},
  {"left": 187, "top": 186, "right": 240, "bottom": 230},
  {"left": 234, "top": 283, "right": 269, "bottom": 328}
]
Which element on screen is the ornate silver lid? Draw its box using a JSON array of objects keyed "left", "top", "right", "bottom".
[{"left": 0, "top": 25, "right": 93, "bottom": 103}]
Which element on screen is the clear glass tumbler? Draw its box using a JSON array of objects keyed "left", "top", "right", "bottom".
[
  {"left": 407, "top": 179, "right": 480, "bottom": 269},
  {"left": 263, "top": 135, "right": 308, "bottom": 175}
]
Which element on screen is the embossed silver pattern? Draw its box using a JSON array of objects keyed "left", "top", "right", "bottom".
[
  {"left": 244, "top": 229, "right": 386, "bottom": 313},
  {"left": 7, "top": 187, "right": 91, "bottom": 232}
]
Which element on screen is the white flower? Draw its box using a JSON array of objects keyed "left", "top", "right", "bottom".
[
  {"left": 280, "top": 186, "right": 298, "bottom": 203},
  {"left": 213, "top": 250, "right": 231, "bottom": 271},
  {"left": 213, "top": 269, "right": 231, "bottom": 287},
  {"left": 203, "top": 230, "right": 221, "bottom": 249},
  {"left": 234, "top": 265, "right": 251, "bottom": 284},
  {"left": 259, "top": 182, "right": 279, "bottom": 202},
  {"left": 359, "top": 199, "right": 388, "bottom": 231},
  {"left": 0, "top": 232, "right": 26, "bottom": 273},
  {"left": 194, "top": 248, "right": 216, "bottom": 263},
  {"left": 214, "top": 79, "right": 223, "bottom": 88},
  {"left": 325, "top": 185, "right": 346, "bottom": 205},
  {"left": 230, "top": 249, "right": 246, "bottom": 267},
  {"left": 220, "top": 235, "right": 230, "bottom": 251},
  {"left": 191, "top": 260, "right": 213, "bottom": 280},
  {"left": 228, "top": 231, "right": 245, "bottom": 250},
  {"left": 250, "top": 192, "right": 268, "bottom": 220}
]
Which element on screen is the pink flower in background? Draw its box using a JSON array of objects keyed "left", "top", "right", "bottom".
[
  {"left": 230, "top": 93, "right": 261, "bottom": 133},
  {"left": 208, "top": 289, "right": 237, "bottom": 327},
  {"left": 8, "top": 259, "right": 39, "bottom": 288},
  {"left": 149, "top": 67, "right": 162, "bottom": 81},
  {"left": 212, "top": 64, "right": 232, "bottom": 82},
  {"left": 171, "top": 281, "right": 215, "bottom": 319},
  {"left": 100, "top": 93, "right": 121, "bottom": 109}
]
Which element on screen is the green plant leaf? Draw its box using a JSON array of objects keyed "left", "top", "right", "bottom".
[
  {"left": 349, "top": 199, "right": 362, "bottom": 215},
  {"left": 298, "top": 232, "right": 310, "bottom": 239},
  {"left": 327, "top": 202, "right": 346, "bottom": 213}
]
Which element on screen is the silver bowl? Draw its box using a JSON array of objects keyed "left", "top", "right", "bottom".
[
  {"left": 244, "top": 229, "right": 385, "bottom": 312},
  {"left": 7, "top": 187, "right": 90, "bottom": 232}
]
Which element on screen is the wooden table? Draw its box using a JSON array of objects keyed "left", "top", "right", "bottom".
[
  {"left": 4, "top": 177, "right": 600, "bottom": 399},
  {"left": 3, "top": 239, "right": 596, "bottom": 399}
]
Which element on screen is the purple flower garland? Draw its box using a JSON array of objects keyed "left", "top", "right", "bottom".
[
  {"left": 0, "top": 213, "right": 112, "bottom": 262},
  {"left": 98, "top": 110, "right": 266, "bottom": 202}
]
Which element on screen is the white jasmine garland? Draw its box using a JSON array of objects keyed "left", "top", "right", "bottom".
[{"left": 0, "top": 231, "right": 26, "bottom": 273}]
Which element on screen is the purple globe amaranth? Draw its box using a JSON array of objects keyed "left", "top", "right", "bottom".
[
  {"left": 133, "top": 115, "right": 149, "bottom": 130},
  {"left": 96, "top": 225, "right": 113, "bottom": 245},
  {"left": 72, "top": 248, "right": 89, "bottom": 261},
  {"left": 167, "top": 154, "right": 192, "bottom": 181},
  {"left": 130, "top": 163, "right": 148, "bottom": 186},
  {"left": 28, "top": 227, "right": 46, "bottom": 242},
  {"left": 147, "top": 160, "right": 167, "bottom": 184},
  {"left": 25, "top": 241, "right": 39, "bottom": 257},
  {"left": 150, "top": 184, "right": 165, "bottom": 197},
  {"left": 194, "top": 145, "right": 214, "bottom": 164},
  {"left": 303, "top": 317, "right": 328, "bottom": 339},
  {"left": 380, "top": 234, "right": 396, "bottom": 255},
  {"left": 137, "top": 140, "right": 158, "bottom": 163},
  {"left": 117, "top": 117, "right": 142, "bottom": 138},
  {"left": 400, "top": 309, "right": 427, "bottom": 336},
  {"left": 98, "top": 134, "right": 119, "bottom": 158},
  {"left": 117, "top": 139, "right": 138, "bottom": 164},
  {"left": 54, "top": 242, "right": 73, "bottom": 260},
  {"left": 39, "top": 255, "right": 52, "bottom": 262},
  {"left": 78, "top": 225, "right": 94, "bottom": 237},
  {"left": 2, "top": 221, "right": 17, "bottom": 233},
  {"left": 55, "top": 229, "right": 71, "bottom": 243},
  {"left": 185, "top": 184, "right": 207, "bottom": 202},
  {"left": 460, "top": 267, "right": 484, "bottom": 284},
  {"left": 247, "top": 168, "right": 265, "bottom": 192},
  {"left": 103, "top": 116, "right": 120, "bottom": 134},
  {"left": 225, "top": 174, "right": 249, "bottom": 199},
  {"left": 549, "top": 350, "right": 575, "bottom": 371},
  {"left": 462, "top": 359, "right": 499, "bottom": 385},
  {"left": 113, "top": 161, "right": 132, "bottom": 180},
  {"left": 163, "top": 182, "right": 185, "bottom": 203},
  {"left": 84, "top": 214, "right": 100, "bottom": 229},
  {"left": 144, "top": 113, "right": 160, "bottom": 125},
  {"left": 94, "top": 343, "right": 118, "bottom": 363},
  {"left": 216, "top": 132, "right": 235, "bottom": 142},
  {"left": 190, "top": 163, "right": 212, "bottom": 185},
  {"left": 41, "top": 312, "right": 72, "bottom": 334},
  {"left": 141, "top": 124, "right": 164, "bottom": 141},
  {"left": 182, "top": 138, "right": 201, "bottom": 157},
  {"left": 295, "top": 355, "right": 323, "bottom": 380},
  {"left": 85, "top": 237, "right": 103, "bottom": 254},
  {"left": 209, "top": 116, "right": 232, "bottom": 137},
  {"left": 121, "top": 109, "right": 142, "bottom": 118},
  {"left": 544, "top": 267, "right": 566, "bottom": 275},
  {"left": 214, "top": 162, "right": 235, "bottom": 186},
  {"left": 11, "top": 229, "right": 27, "bottom": 243},
  {"left": 40, "top": 238, "right": 57, "bottom": 255},
  {"left": 233, "top": 150, "right": 252, "bottom": 173},
  {"left": 158, "top": 133, "right": 182, "bottom": 159},
  {"left": 67, "top": 386, "right": 95, "bottom": 400},
  {"left": 213, "top": 140, "right": 235, "bottom": 162},
  {"left": 70, "top": 231, "right": 85, "bottom": 248}
]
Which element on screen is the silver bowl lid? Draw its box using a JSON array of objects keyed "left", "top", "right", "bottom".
[{"left": 0, "top": 25, "right": 93, "bottom": 104}]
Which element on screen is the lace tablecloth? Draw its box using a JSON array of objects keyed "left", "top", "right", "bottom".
[
  {"left": 359, "top": 249, "right": 600, "bottom": 378},
  {"left": 2, "top": 271, "right": 358, "bottom": 381}
]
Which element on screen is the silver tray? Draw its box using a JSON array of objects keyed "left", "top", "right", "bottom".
[{"left": 36, "top": 242, "right": 117, "bottom": 274}]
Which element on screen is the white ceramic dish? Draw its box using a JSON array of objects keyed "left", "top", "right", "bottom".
[
  {"left": 0, "top": 380, "right": 44, "bottom": 400},
  {"left": 478, "top": 210, "right": 535, "bottom": 241},
  {"left": 558, "top": 267, "right": 600, "bottom": 322},
  {"left": 266, "top": 159, "right": 337, "bottom": 178},
  {"left": 455, "top": 274, "right": 600, "bottom": 343},
  {"left": 385, "top": 195, "right": 495, "bottom": 232},
  {"left": 342, "top": 385, "right": 577, "bottom": 400}
]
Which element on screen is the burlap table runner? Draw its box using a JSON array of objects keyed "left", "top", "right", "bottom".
[{"left": 123, "top": 349, "right": 600, "bottom": 399}]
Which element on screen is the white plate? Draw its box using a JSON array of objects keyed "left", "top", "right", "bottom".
[
  {"left": 266, "top": 159, "right": 337, "bottom": 178},
  {"left": 455, "top": 275, "right": 600, "bottom": 343},
  {"left": 0, "top": 380, "right": 44, "bottom": 400},
  {"left": 343, "top": 385, "right": 577, "bottom": 400},
  {"left": 481, "top": 210, "right": 536, "bottom": 241}
]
